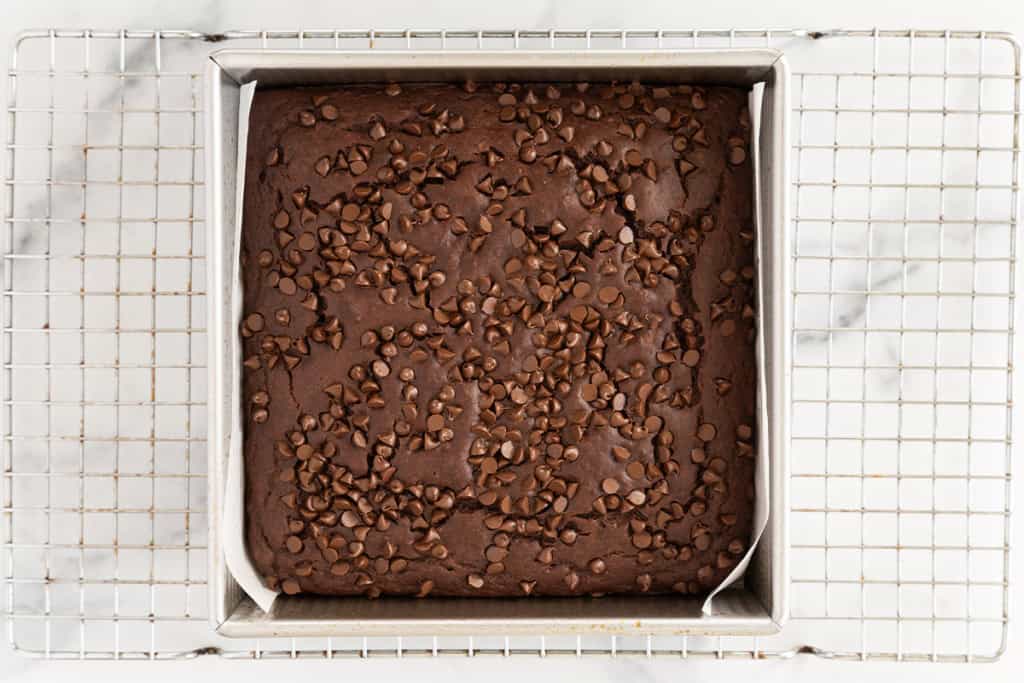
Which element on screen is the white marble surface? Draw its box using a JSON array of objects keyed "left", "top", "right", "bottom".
[{"left": 2, "top": 0, "right": 1023, "bottom": 681}]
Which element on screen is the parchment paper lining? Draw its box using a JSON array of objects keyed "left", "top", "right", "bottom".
[{"left": 221, "top": 80, "right": 770, "bottom": 614}]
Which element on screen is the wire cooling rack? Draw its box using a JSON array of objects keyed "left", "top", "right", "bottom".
[{"left": 1, "top": 28, "right": 1019, "bottom": 663}]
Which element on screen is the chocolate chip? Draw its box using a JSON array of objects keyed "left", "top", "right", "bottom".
[
  {"left": 245, "top": 313, "right": 265, "bottom": 332},
  {"left": 273, "top": 210, "right": 290, "bottom": 229},
  {"left": 653, "top": 107, "right": 671, "bottom": 123},
  {"left": 632, "top": 531, "right": 653, "bottom": 549},
  {"left": 298, "top": 110, "right": 316, "bottom": 127},
  {"left": 697, "top": 423, "right": 717, "bottom": 442},
  {"left": 484, "top": 545, "right": 508, "bottom": 563},
  {"left": 278, "top": 277, "right": 296, "bottom": 295},
  {"left": 682, "top": 349, "right": 700, "bottom": 367},
  {"left": 601, "top": 478, "right": 620, "bottom": 495},
  {"left": 369, "top": 121, "right": 387, "bottom": 140},
  {"left": 626, "top": 490, "right": 647, "bottom": 506},
  {"left": 340, "top": 203, "right": 360, "bottom": 221},
  {"left": 588, "top": 558, "right": 607, "bottom": 574},
  {"left": 597, "top": 286, "right": 619, "bottom": 304},
  {"left": 320, "top": 104, "right": 338, "bottom": 120},
  {"left": 371, "top": 359, "right": 391, "bottom": 378},
  {"left": 729, "top": 145, "right": 746, "bottom": 165},
  {"left": 281, "top": 578, "right": 301, "bottom": 594},
  {"left": 642, "top": 159, "right": 658, "bottom": 181},
  {"left": 286, "top": 536, "right": 303, "bottom": 553},
  {"left": 626, "top": 462, "right": 645, "bottom": 479},
  {"left": 537, "top": 85, "right": 557, "bottom": 100}
]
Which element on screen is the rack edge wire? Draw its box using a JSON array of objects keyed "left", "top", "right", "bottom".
[{"left": 1, "top": 28, "right": 1020, "bottom": 662}]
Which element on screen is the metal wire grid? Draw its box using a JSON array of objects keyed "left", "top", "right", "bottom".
[{"left": 0, "top": 28, "right": 1018, "bottom": 662}]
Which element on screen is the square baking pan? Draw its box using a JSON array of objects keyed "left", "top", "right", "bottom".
[{"left": 205, "top": 48, "right": 790, "bottom": 638}]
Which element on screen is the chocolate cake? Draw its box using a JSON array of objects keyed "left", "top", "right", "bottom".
[{"left": 240, "top": 81, "right": 757, "bottom": 598}]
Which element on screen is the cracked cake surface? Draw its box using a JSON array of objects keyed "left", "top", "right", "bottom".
[{"left": 240, "top": 81, "right": 757, "bottom": 598}]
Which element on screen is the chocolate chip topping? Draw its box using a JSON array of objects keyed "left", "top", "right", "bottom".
[{"left": 242, "top": 81, "right": 756, "bottom": 599}]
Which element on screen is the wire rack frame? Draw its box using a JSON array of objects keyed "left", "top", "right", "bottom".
[{"left": 0, "top": 28, "right": 1019, "bottom": 663}]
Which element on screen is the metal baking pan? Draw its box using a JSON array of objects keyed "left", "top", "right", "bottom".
[{"left": 205, "top": 48, "right": 790, "bottom": 638}]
